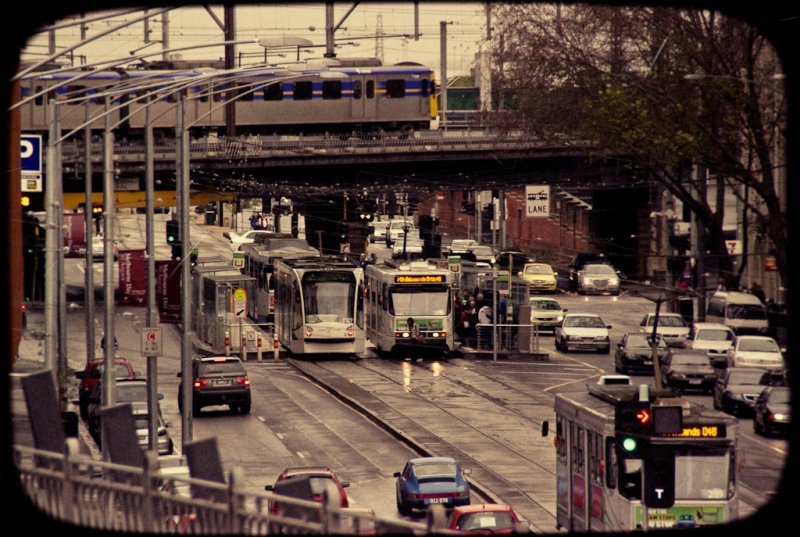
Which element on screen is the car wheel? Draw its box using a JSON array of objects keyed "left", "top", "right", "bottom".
[
  {"left": 192, "top": 400, "right": 202, "bottom": 415},
  {"left": 713, "top": 396, "right": 721, "bottom": 410},
  {"left": 239, "top": 401, "right": 251, "bottom": 415},
  {"left": 561, "top": 339, "right": 569, "bottom": 353},
  {"left": 753, "top": 418, "right": 762, "bottom": 434},
  {"left": 397, "top": 497, "right": 411, "bottom": 516}
]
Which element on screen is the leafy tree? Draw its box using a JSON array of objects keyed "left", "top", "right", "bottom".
[{"left": 489, "top": 4, "right": 786, "bottom": 289}]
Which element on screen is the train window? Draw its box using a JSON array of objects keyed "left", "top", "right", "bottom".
[
  {"left": 322, "top": 80, "right": 342, "bottom": 100},
  {"left": 293, "top": 81, "right": 312, "bottom": 100},
  {"left": 197, "top": 85, "right": 209, "bottom": 103},
  {"left": 34, "top": 86, "right": 43, "bottom": 106},
  {"left": 353, "top": 81, "right": 362, "bottom": 99},
  {"left": 265, "top": 82, "right": 283, "bottom": 101},
  {"left": 366, "top": 80, "right": 375, "bottom": 99},
  {"left": 238, "top": 82, "right": 254, "bottom": 102},
  {"left": 421, "top": 79, "right": 429, "bottom": 97},
  {"left": 386, "top": 79, "right": 406, "bottom": 98}
]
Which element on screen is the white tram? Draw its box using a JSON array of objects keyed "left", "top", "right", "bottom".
[
  {"left": 273, "top": 256, "right": 365, "bottom": 356},
  {"left": 364, "top": 259, "right": 454, "bottom": 354},
  {"left": 547, "top": 381, "right": 740, "bottom": 532},
  {"left": 240, "top": 239, "right": 319, "bottom": 323}
]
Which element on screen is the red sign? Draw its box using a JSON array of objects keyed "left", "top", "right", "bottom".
[
  {"left": 157, "top": 260, "right": 182, "bottom": 323},
  {"left": 63, "top": 213, "right": 87, "bottom": 258},
  {"left": 117, "top": 249, "right": 147, "bottom": 306}
]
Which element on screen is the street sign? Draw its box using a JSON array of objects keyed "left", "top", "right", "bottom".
[
  {"left": 233, "top": 287, "right": 247, "bottom": 318},
  {"left": 21, "top": 134, "right": 42, "bottom": 173},
  {"left": 525, "top": 185, "right": 550, "bottom": 217},
  {"left": 21, "top": 134, "right": 43, "bottom": 192},
  {"left": 233, "top": 251, "right": 244, "bottom": 268},
  {"left": 140, "top": 327, "right": 162, "bottom": 357}
]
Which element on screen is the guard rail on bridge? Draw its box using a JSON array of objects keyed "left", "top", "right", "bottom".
[
  {"left": 14, "top": 440, "right": 455, "bottom": 535},
  {"left": 59, "top": 130, "right": 597, "bottom": 169}
]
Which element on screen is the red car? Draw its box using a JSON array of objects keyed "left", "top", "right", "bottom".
[
  {"left": 75, "top": 358, "right": 136, "bottom": 420},
  {"left": 264, "top": 466, "right": 350, "bottom": 517},
  {"left": 447, "top": 503, "right": 524, "bottom": 534}
]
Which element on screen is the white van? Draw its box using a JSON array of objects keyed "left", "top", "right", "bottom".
[
  {"left": 369, "top": 221, "right": 390, "bottom": 243},
  {"left": 705, "top": 291, "right": 769, "bottom": 336}
]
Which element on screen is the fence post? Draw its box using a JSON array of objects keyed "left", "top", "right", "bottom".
[
  {"left": 142, "top": 449, "right": 158, "bottom": 534},
  {"left": 224, "top": 330, "right": 230, "bottom": 356},
  {"left": 273, "top": 331, "right": 280, "bottom": 360},
  {"left": 257, "top": 333, "right": 263, "bottom": 362},
  {"left": 426, "top": 504, "right": 447, "bottom": 532},
  {"left": 229, "top": 466, "right": 245, "bottom": 534},
  {"left": 63, "top": 437, "right": 80, "bottom": 525}
]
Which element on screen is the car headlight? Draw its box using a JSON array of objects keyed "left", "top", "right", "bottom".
[
  {"left": 556, "top": 314, "right": 564, "bottom": 322},
  {"left": 671, "top": 373, "right": 686, "bottom": 379},
  {"left": 565, "top": 334, "right": 580, "bottom": 341},
  {"left": 595, "top": 335, "right": 609, "bottom": 341},
  {"left": 609, "top": 278, "right": 619, "bottom": 285}
]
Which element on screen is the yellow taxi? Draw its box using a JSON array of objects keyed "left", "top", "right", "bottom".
[{"left": 518, "top": 262, "right": 558, "bottom": 293}]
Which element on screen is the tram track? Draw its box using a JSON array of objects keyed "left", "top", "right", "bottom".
[{"left": 287, "top": 354, "right": 561, "bottom": 532}]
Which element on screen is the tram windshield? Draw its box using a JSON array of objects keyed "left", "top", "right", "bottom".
[
  {"left": 675, "top": 451, "right": 732, "bottom": 500},
  {"left": 389, "top": 287, "right": 450, "bottom": 316},
  {"left": 302, "top": 272, "right": 356, "bottom": 323}
]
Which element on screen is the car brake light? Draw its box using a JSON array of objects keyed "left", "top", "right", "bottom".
[
  {"left": 236, "top": 377, "right": 250, "bottom": 386},
  {"left": 194, "top": 379, "right": 208, "bottom": 388}
]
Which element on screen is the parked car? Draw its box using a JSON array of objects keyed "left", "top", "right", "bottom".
[
  {"left": 447, "top": 503, "right": 523, "bottom": 534},
  {"left": 529, "top": 297, "right": 566, "bottom": 332},
  {"left": 753, "top": 386, "right": 791, "bottom": 436},
  {"left": 264, "top": 466, "right": 350, "bottom": 516},
  {"left": 727, "top": 335, "right": 786, "bottom": 369},
  {"left": 567, "top": 252, "right": 609, "bottom": 291},
  {"left": 660, "top": 349, "right": 717, "bottom": 394},
  {"left": 554, "top": 313, "right": 612, "bottom": 353},
  {"left": 713, "top": 367, "right": 775, "bottom": 417},
  {"left": 576, "top": 263, "right": 620, "bottom": 295},
  {"left": 518, "top": 262, "right": 558, "bottom": 293},
  {"left": 87, "top": 379, "right": 169, "bottom": 452},
  {"left": 385, "top": 219, "right": 416, "bottom": 247},
  {"left": 688, "top": 322, "right": 736, "bottom": 367},
  {"left": 614, "top": 332, "right": 668, "bottom": 375},
  {"left": 394, "top": 456, "right": 471, "bottom": 515},
  {"left": 75, "top": 357, "right": 136, "bottom": 420},
  {"left": 638, "top": 312, "right": 690, "bottom": 347},
  {"left": 177, "top": 356, "right": 251, "bottom": 415}
]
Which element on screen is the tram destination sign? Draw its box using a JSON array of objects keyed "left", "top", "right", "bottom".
[
  {"left": 659, "top": 423, "right": 726, "bottom": 439},
  {"left": 395, "top": 274, "right": 445, "bottom": 284}
]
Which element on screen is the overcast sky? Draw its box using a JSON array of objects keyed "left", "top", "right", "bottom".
[{"left": 21, "top": 2, "right": 490, "bottom": 77}]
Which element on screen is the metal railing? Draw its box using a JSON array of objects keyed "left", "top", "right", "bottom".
[
  {"left": 474, "top": 321, "right": 547, "bottom": 353},
  {"left": 14, "top": 440, "right": 454, "bottom": 535}
]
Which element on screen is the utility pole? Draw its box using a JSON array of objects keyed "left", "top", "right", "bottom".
[
  {"left": 440, "top": 21, "right": 451, "bottom": 131},
  {"left": 224, "top": 6, "right": 236, "bottom": 136}
]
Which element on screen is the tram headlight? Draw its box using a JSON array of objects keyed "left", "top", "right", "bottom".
[{"left": 402, "top": 331, "right": 410, "bottom": 338}]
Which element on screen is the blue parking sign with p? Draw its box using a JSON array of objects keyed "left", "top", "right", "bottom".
[{"left": 21, "top": 134, "right": 42, "bottom": 173}]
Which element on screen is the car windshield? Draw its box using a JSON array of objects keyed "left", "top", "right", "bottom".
[
  {"left": 767, "top": 388, "right": 791, "bottom": 405},
  {"left": 530, "top": 300, "right": 561, "bottom": 311},
  {"left": 728, "top": 369, "right": 769, "bottom": 385},
  {"left": 116, "top": 384, "right": 148, "bottom": 402},
  {"left": 565, "top": 316, "right": 605, "bottom": 328},
  {"left": 697, "top": 329, "right": 734, "bottom": 342},
  {"left": 646, "top": 316, "right": 686, "bottom": 327},
  {"left": 627, "top": 334, "right": 666, "bottom": 348},
  {"left": 583, "top": 264, "right": 615, "bottom": 275},
  {"left": 199, "top": 361, "right": 245, "bottom": 375},
  {"left": 455, "top": 512, "right": 516, "bottom": 531},
  {"left": 738, "top": 339, "right": 780, "bottom": 352},
  {"left": 524, "top": 265, "right": 551, "bottom": 275},
  {"left": 726, "top": 304, "right": 767, "bottom": 320},
  {"left": 671, "top": 354, "right": 709, "bottom": 366}
]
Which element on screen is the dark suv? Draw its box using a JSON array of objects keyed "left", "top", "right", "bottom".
[{"left": 178, "top": 356, "right": 251, "bottom": 415}]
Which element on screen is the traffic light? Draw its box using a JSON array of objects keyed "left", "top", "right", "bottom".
[
  {"left": 461, "top": 202, "right": 475, "bottom": 215},
  {"left": 615, "top": 399, "right": 652, "bottom": 457},
  {"left": 166, "top": 219, "right": 181, "bottom": 246},
  {"left": 643, "top": 445, "right": 675, "bottom": 508}
]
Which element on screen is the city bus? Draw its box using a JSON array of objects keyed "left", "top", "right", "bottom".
[
  {"left": 273, "top": 256, "right": 365, "bottom": 357},
  {"left": 364, "top": 259, "right": 454, "bottom": 354},
  {"left": 547, "top": 380, "right": 740, "bottom": 532}
]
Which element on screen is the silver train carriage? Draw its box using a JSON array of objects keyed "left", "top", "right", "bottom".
[{"left": 18, "top": 60, "right": 438, "bottom": 137}]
